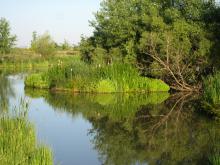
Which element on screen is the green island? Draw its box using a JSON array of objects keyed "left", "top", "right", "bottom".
[{"left": 1, "top": 0, "right": 220, "bottom": 164}]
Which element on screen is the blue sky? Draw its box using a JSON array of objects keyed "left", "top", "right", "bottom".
[{"left": 0, "top": 0, "right": 101, "bottom": 47}]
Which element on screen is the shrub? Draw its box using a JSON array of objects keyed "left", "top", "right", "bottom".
[{"left": 31, "top": 32, "right": 56, "bottom": 57}]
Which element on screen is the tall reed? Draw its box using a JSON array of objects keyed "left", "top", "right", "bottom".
[
  {"left": 0, "top": 101, "right": 53, "bottom": 165},
  {"left": 25, "top": 57, "right": 170, "bottom": 93},
  {"left": 203, "top": 72, "right": 220, "bottom": 105}
]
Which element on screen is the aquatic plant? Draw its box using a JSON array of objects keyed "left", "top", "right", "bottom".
[
  {"left": 25, "top": 59, "right": 170, "bottom": 93},
  {"left": 0, "top": 102, "right": 53, "bottom": 165},
  {"left": 96, "top": 79, "right": 116, "bottom": 93},
  {"left": 209, "top": 155, "right": 220, "bottom": 165},
  {"left": 199, "top": 72, "right": 220, "bottom": 118},
  {"left": 203, "top": 72, "right": 220, "bottom": 105},
  {"left": 25, "top": 73, "right": 49, "bottom": 89}
]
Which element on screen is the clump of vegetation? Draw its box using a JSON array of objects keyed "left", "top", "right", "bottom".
[
  {"left": 209, "top": 155, "right": 220, "bottom": 165},
  {"left": 79, "top": 0, "right": 220, "bottom": 91},
  {"left": 203, "top": 72, "right": 220, "bottom": 105},
  {"left": 201, "top": 72, "right": 220, "bottom": 118},
  {"left": 96, "top": 79, "right": 116, "bottom": 93},
  {"left": 0, "top": 18, "right": 16, "bottom": 54},
  {"left": 25, "top": 57, "right": 170, "bottom": 93},
  {"left": 25, "top": 73, "right": 49, "bottom": 89},
  {"left": 31, "top": 31, "right": 56, "bottom": 57},
  {"left": 0, "top": 103, "right": 53, "bottom": 165}
]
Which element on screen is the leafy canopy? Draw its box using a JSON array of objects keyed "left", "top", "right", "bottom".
[
  {"left": 31, "top": 32, "right": 56, "bottom": 57},
  {"left": 0, "top": 18, "right": 16, "bottom": 54},
  {"left": 79, "top": 0, "right": 218, "bottom": 91}
]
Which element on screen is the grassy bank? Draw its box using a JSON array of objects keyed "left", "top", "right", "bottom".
[
  {"left": 0, "top": 104, "right": 53, "bottom": 164},
  {"left": 25, "top": 58, "right": 170, "bottom": 93},
  {"left": 0, "top": 48, "right": 78, "bottom": 70}
]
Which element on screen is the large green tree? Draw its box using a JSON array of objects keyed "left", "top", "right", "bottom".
[
  {"left": 0, "top": 18, "right": 16, "bottom": 54},
  {"left": 80, "top": 0, "right": 218, "bottom": 91}
]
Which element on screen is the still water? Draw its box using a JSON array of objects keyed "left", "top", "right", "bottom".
[{"left": 1, "top": 73, "right": 219, "bottom": 165}]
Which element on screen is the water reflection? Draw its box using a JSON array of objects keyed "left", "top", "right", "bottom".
[
  {"left": 0, "top": 71, "right": 15, "bottom": 110},
  {"left": 0, "top": 72, "right": 219, "bottom": 165},
  {"left": 24, "top": 89, "right": 220, "bottom": 165}
]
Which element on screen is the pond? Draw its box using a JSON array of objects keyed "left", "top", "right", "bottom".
[{"left": 0, "top": 72, "right": 219, "bottom": 165}]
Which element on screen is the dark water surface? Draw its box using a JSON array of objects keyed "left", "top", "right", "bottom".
[{"left": 1, "top": 73, "right": 219, "bottom": 165}]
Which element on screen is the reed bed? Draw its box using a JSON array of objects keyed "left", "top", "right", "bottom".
[
  {"left": 25, "top": 58, "right": 170, "bottom": 93},
  {"left": 0, "top": 102, "right": 53, "bottom": 165}
]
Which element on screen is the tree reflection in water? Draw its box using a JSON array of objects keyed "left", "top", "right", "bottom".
[
  {"left": 0, "top": 71, "right": 15, "bottom": 110},
  {"left": 25, "top": 89, "right": 220, "bottom": 165}
]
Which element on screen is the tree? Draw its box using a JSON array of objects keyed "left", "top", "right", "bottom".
[
  {"left": 80, "top": 0, "right": 217, "bottom": 91},
  {"left": 0, "top": 18, "right": 16, "bottom": 54},
  {"left": 61, "top": 40, "right": 71, "bottom": 50},
  {"left": 31, "top": 32, "right": 56, "bottom": 57},
  {"left": 79, "top": 36, "right": 95, "bottom": 63}
]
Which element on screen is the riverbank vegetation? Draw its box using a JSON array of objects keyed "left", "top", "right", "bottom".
[
  {"left": 201, "top": 72, "right": 220, "bottom": 117},
  {"left": 0, "top": 47, "right": 78, "bottom": 70},
  {"left": 0, "top": 103, "right": 53, "bottom": 164},
  {"left": 79, "top": 0, "right": 220, "bottom": 92},
  {"left": 25, "top": 58, "right": 170, "bottom": 92},
  {"left": 1, "top": 2, "right": 220, "bottom": 108}
]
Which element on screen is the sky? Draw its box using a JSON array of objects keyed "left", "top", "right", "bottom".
[{"left": 0, "top": 0, "right": 101, "bottom": 47}]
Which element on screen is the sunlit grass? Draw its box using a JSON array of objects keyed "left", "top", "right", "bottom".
[
  {"left": 0, "top": 102, "right": 53, "bottom": 165},
  {"left": 25, "top": 58, "right": 170, "bottom": 93}
]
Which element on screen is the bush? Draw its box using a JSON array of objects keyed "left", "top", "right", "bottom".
[{"left": 31, "top": 32, "right": 56, "bottom": 57}]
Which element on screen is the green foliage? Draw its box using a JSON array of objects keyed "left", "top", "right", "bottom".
[
  {"left": 93, "top": 47, "right": 107, "bottom": 65},
  {"left": 79, "top": 36, "right": 95, "bottom": 63},
  {"left": 31, "top": 32, "right": 56, "bottom": 57},
  {"left": 209, "top": 155, "right": 220, "bottom": 165},
  {"left": 61, "top": 40, "right": 71, "bottom": 50},
  {"left": 203, "top": 72, "right": 220, "bottom": 105},
  {"left": 79, "top": 0, "right": 219, "bottom": 90},
  {"left": 0, "top": 50, "right": 78, "bottom": 70},
  {"left": 0, "top": 103, "right": 53, "bottom": 165},
  {"left": 25, "top": 58, "right": 170, "bottom": 93},
  {"left": 0, "top": 18, "right": 16, "bottom": 54},
  {"left": 96, "top": 79, "right": 116, "bottom": 93},
  {"left": 25, "top": 73, "right": 49, "bottom": 89}
]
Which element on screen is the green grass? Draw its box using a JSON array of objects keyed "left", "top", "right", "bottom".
[
  {"left": 0, "top": 103, "right": 53, "bottom": 165},
  {"left": 203, "top": 72, "right": 220, "bottom": 105},
  {"left": 209, "top": 155, "right": 220, "bottom": 165},
  {"left": 25, "top": 58, "right": 170, "bottom": 93},
  {"left": 25, "top": 73, "right": 50, "bottom": 89},
  {"left": 202, "top": 72, "right": 220, "bottom": 118},
  {"left": 0, "top": 48, "right": 79, "bottom": 70},
  {"left": 96, "top": 79, "right": 116, "bottom": 93}
]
